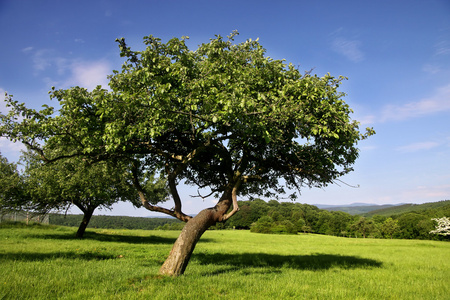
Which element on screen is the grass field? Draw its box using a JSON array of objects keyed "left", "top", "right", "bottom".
[{"left": 0, "top": 223, "right": 449, "bottom": 299}]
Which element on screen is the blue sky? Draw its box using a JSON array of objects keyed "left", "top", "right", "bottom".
[{"left": 1, "top": 0, "right": 450, "bottom": 217}]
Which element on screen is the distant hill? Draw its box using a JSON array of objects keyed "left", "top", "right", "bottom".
[
  {"left": 313, "top": 202, "right": 400, "bottom": 215},
  {"left": 316, "top": 203, "right": 398, "bottom": 215},
  {"left": 363, "top": 200, "right": 450, "bottom": 217}
]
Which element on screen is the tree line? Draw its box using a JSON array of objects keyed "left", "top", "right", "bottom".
[
  {"left": 47, "top": 199, "right": 450, "bottom": 241},
  {"left": 49, "top": 214, "right": 184, "bottom": 230},
  {"left": 221, "top": 199, "right": 450, "bottom": 240}
]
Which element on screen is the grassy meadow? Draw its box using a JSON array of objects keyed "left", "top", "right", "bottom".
[{"left": 0, "top": 223, "right": 448, "bottom": 299}]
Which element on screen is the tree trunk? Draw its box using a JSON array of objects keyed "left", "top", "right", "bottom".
[
  {"left": 159, "top": 190, "right": 232, "bottom": 276},
  {"left": 76, "top": 207, "right": 95, "bottom": 238}
]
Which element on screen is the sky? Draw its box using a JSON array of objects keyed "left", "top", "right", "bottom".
[{"left": 1, "top": 0, "right": 450, "bottom": 217}]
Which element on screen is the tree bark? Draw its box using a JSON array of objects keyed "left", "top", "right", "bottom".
[
  {"left": 159, "top": 189, "right": 233, "bottom": 276},
  {"left": 75, "top": 206, "right": 95, "bottom": 238}
]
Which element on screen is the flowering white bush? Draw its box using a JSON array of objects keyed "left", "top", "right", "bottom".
[{"left": 429, "top": 217, "right": 450, "bottom": 236}]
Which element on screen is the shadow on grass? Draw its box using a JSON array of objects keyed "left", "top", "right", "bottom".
[
  {"left": 83, "top": 232, "right": 181, "bottom": 244},
  {"left": 0, "top": 250, "right": 117, "bottom": 262},
  {"left": 193, "top": 252, "right": 383, "bottom": 275},
  {"left": 25, "top": 231, "right": 182, "bottom": 245}
]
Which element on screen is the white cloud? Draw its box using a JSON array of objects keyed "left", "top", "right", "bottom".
[
  {"left": 332, "top": 37, "right": 364, "bottom": 63},
  {"left": 1, "top": 87, "right": 25, "bottom": 162},
  {"left": 381, "top": 84, "right": 450, "bottom": 122},
  {"left": 23, "top": 47, "right": 111, "bottom": 91},
  {"left": 64, "top": 60, "right": 111, "bottom": 90},
  {"left": 396, "top": 141, "right": 440, "bottom": 153},
  {"left": 0, "top": 138, "right": 26, "bottom": 163},
  {"left": 21, "top": 46, "right": 34, "bottom": 53},
  {"left": 356, "top": 114, "right": 376, "bottom": 126},
  {"left": 31, "top": 49, "right": 55, "bottom": 72},
  {"left": 359, "top": 145, "right": 377, "bottom": 151}
]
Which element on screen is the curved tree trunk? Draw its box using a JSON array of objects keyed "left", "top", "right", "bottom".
[
  {"left": 159, "top": 190, "right": 233, "bottom": 276},
  {"left": 76, "top": 206, "right": 96, "bottom": 238}
]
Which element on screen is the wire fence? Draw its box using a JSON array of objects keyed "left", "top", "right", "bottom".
[{"left": 0, "top": 211, "right": 49, "bottom": 224}]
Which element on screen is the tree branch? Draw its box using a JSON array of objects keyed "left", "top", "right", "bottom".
[
  {"left": 222, "top": 178, "right": 241, "bottom": 221},
  {"left": 131, "top": 161, "right": 191, "bottom": 222}
]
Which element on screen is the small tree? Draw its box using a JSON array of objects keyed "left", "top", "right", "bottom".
[
  {"left": 430, "top": 217, "right": 450, "bottom": 236},
  {"left": 250, "top": 216, "right": 274, "bottom": 233},
  {"left": 0, "top": 152, "right": 25, "bottom": 217},
  {"left": 1, "top": 32, "right": 374, "bottom": 275},
  {"left": 380, "top": 217, "right": 400, "bottom": 239},
  {"left": 351, "top": 217, "right": 374, "bottom": 238},
  {"left": 21, "top": 152, "right": 168, "bottom": 238}
]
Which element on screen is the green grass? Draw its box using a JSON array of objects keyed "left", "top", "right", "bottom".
[{"left": 1, "top": 223, "right": 449, "bottom": 299}]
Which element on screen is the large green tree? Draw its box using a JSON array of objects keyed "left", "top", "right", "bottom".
[{"left": 1, "top": 32, "right": 374, "bottom": 275}]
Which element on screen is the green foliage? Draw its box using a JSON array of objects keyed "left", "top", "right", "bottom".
[
  {"left": 379, "top": 217, "right": 400, "bottom": 239},
  {"left": 250, "top": 216, "right": 274, "bottom": 233},
  {"left": 0, "top": 152, "right": 24, "bottom": 212},
  {"left": 350, "top": 217, "right": 374, "bottom": 238},
  {"left": 1, "top": 32, "right": 374, "bottom": 221},
  {"left": 1, "top": 150, "right": 169, "bottom": 237},
  {"left": 155, "top": 222, "right": 185, "bottom": 231},
  {"left": 21, "top": 152, "right": 141, "bottom": 213}
]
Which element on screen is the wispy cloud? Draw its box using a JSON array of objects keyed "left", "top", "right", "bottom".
[
  {"left": 381, "top": 84, "right": 450, "bottom": 122},
  {"left": 435, "top": 40, "right": 450, "bottom": 56},
  {"left": 21, "top": 46, "right": 34, "bottom": 53},
  {"left": 422, "top": 64, "right": 441, "bottom": 75},
  {"left": 0, "top": 138, "right": 25, "bottom": 155},
  {"left": 64, "top": 60, "right": 111, "bottom": 90},
  {"left": 356, "top": 114, "right": 376, "bottom": 126},
  {"left": 332, "top": 37, "right": 364, "bottom": 63},
  {"left": 396, "top": 141, "right": 440, "bottom": 153},
  {"left": 401, "top": 184, "right": 450, "bottom": 202},
  {"left": 0, "top": 130, "right": 26, "bottom": 163},
  {"left": 1, "top": 87, "right": 26, "bottom": 162},
  {"left": 23, "top": 48, "right": 111, "bottom": 91}
]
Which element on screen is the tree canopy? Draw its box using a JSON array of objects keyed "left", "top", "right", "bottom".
[
  {"left": 0, "top": 152, "right": 24, "bottom": 213},
  {"left": 21, "top": 152, "right": 167, "bottom": 237},
  {"left": 1, "top": 32, "right": 374, "bottom": 275}
]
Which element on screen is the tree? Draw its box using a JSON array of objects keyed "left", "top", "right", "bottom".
[
  {"left": 250, "top": 216, "right": 274, "bottom": 233},
  {"left": 1, "top": 32, "right": 374, "bottom": 275},
  {"left": 379, "top": 217, "right": 400, "bottom": 239},
  {"left": 0, "top": 152, "right": 25, "bottom": 215},
  {"left": 397, "top": 213, "right": 430, "bottom": 239},
  {"left": 351, "top": 217, "right": 374, "bottom": 238},
  {"left": 19, "top": 151, "right": 168, "bottom": 238},
  {"left": 429, "top": 217, "right": 450, "bottom": 236}
]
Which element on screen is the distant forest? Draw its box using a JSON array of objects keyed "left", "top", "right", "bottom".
[
  {"left": 49, "top": 214, "right": 184, "bottom": 231},
  {"left": 49, "top": 200, "right": 450, "bottom": 241}
]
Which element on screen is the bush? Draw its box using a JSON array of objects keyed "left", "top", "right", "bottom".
[{"left": 250, "top": 217, "right": 297, "bottom": 234}]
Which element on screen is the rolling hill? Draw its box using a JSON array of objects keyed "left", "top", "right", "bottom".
[{"left": 363, "top": 200, "right": 450, "bottom": 217}]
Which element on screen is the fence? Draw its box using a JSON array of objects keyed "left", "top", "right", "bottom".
[{"left": 0, "top": 211, "right": 49, "bottom": 224}]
